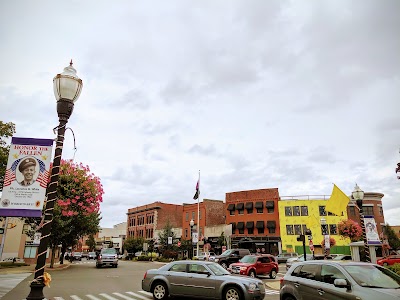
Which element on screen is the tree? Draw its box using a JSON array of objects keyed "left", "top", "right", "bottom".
[
  {"left": 0, "top": 121, "right": 16, "bottom": 191},
  {"left": 31, "top": 159, "right": 104, "bottom": 267},
  {"left": 338, "top": 219, "right": 363, "bottom": 242},
  {"left": 384, "top": 224, "right": 400, "bottom": 251},
  {"left": 123, "top": 237, "right": 146, "bottom": 257},
  {"left": 158, "top": 220, "right": 176, "bottom": 250},
  {"left": 86, "top": 235, "right": 96, "bottom": 251}
]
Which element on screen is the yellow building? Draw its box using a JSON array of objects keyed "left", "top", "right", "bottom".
[{"left": 278, "top": 198, "right": 351, "bottom": 255}]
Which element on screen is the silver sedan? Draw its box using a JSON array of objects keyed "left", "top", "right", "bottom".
[{"left": 142, "top": 260, "right": 265, "bottom": 300}]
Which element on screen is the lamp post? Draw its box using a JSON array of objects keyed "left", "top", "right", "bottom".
[
  {"left": 321, "top": 217, "right": 329, "bottom": 259},
  {"left": 352, "top": 184, "right": 370, "bottom": 262},
  {"left": 26, "top": 61, "right": 82, "bottom": 300},
  {"left": 189, "top": 219, "right": 194, "bottom": 259}
]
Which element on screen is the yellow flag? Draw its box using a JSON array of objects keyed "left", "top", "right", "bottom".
[
  {"left": 326, "top": 184, "right": 350, "bottom": 216},
  {"left": 308, "top": 214, "right": 320, "bottom": 229}
]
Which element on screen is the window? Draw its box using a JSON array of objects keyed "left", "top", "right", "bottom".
[
  {"left": 286, "top": 225, "right": 294, "bottom": 235},
  {"left": 293, "top": 206, "right": 300, "bottom": 216},
  {"left": 239, "top": 228, "right": 244, "bottom": 234},
  {"left": 299, "top": 264, "right": 319, "bottom": 280},
  {"left": 320, "top": 265, "right": 346, "bottom": 284},
  {"left": 269, "top": 227, "right": 276, "bottom": 234},
  {"left": 379, "top": 206, "right": 383, "bottom": 216},
  {"left": 363, "top": 206, "right": 374, "bottom": 216},
  {"left": 238, "top": 208, "right": 244, "bottom": 215},
  {"left": 291, "top": 265, "right": 302, "bottom": 277},
  {"left": 329, "top": 224, "right": 337, "bottom": 235},
  {"left": 24, "top": 246, "right": 38, "bottom": 258},
  {"left": 257, "top": 207, "right": 263, "bottom": 213},
  {"left": 258, "top": 227, "right": 264, "bottom": 234},
  {"left": 200, "top": 210, "right": 202, "bottom": 219},
  {"left": 186, "top": 212, "right": 189, "bottom": 221},
  {"left": 319, "top": 206, "right": 327, "bottom": 216},
  {"left": 285, "top": 206, "right": 293, "bottom": 216},
  {"left": 349, "top": 206, "right": 356, "bottom": 216},
  {"left": 301, "top": 206, "right": 308, "bottom": 216},
  {"left": 245, "top": 202, "right": 253, "bottom": 214},
  {"left": 302, "top": 224, "right": 308, "bottom": 235},
  {"left": 185, "top": 229, "right": 188, "bottom": 238},
  {"left": 266, "top": 201, "right": 274, "bottom": 213},
  {"left": 294, "top": 225, "right": 302, "bottom": 235},
  {"left": 248, "top": 228, "right": 254, "bottom": 234},
  {"left": 247, "top": 208, "right": 253, "bottom": 214},
  {"left": 192, "top": 211, "right": 195, "bottom": 220},
  {"left": 230, "top": 210, "right": 235, "bottom": 216},
  {"left": 170, "top": 263, "right": 187, "bottom": 272},
  {"left": 189, "top": 263, "right": 208, "bottom": 273}
]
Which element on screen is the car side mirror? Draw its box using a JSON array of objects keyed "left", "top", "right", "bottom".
[{"left": 334, "top": 279, "right": 350, "bottom": 290}]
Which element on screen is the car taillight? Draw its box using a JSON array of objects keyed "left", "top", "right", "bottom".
[
  {"left": 280, "top": 278, "right": 284, "bottom": 285},
  {"left": 143, "top": 271, "right": 147, "bottom": 279},
  {"left": 99, "top": 255, "right": 102, "bottom": 259}
]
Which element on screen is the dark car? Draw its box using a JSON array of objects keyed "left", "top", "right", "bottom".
[
  {"left": 213, "top": 248, "right": 251, "bottom": 269},
  {"left": 96, "top": 248, "right": 118, "bottom": 268},
  {"left": 275, "top": 252, "right": 298, "bottom": 264},
  {"left": 333, "top": 254, "right": 352, "bottom": 261},
  {"left": 142, "top": 260, "right": 265, "bottom": 300},
  {"left": 87, "top": 252, "right": 97, "bottom": 260},
  {"left": 72, "top": 252, "right": 82, "bottom": 261},
  {"left": 280, "top": 260, "right": 400, "bottom": 300},
  {"left": 228, "top": 254, "right": 279, "bottom": 278},
  {"left": 285, "top": 254, "right": 332, "bottom": 270}
]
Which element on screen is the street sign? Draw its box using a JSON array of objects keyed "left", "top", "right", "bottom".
[
  {"left": 309, "top": 240, "right": 314, "bottom": 252},
  {"left": 168, "top": 237, "right": 172, "bottom": 245},
  {"left": 192, "top": 232, "right": 198, "bottom": 243},
  {"left": 143, "top": 242, "right": 148, "bottom": 251},
  {"left": 33, "top": 232, "right": 41, "bottom": 245},
  {"left": 0, "top": 228, "right": 4, "bottom": 234}
]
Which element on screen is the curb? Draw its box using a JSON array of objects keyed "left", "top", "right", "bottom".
[{"left": 0, "top": 263, "right": 71, "bottom": 274}]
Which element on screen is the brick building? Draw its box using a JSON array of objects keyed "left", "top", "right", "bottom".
[
  {"left": 225, "top": 188, "right": 281, "bottom": 255},
  {"left": 126, "top": 202, "right": 183, "bottom": 240}
]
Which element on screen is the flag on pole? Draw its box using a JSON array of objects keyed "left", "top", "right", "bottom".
[
  {"left": 325, "top": 184, "right": 350, "bottom": 216},
  {"left": 193, "top": 178, "right": 200, "bottom": 200}
]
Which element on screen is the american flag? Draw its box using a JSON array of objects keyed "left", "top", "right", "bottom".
[
  {"left": 3, "top": 159, "right": 20, "bottom": 187},
  {"left": 36, "top": 159, "right": 50, "bottom": 188}
]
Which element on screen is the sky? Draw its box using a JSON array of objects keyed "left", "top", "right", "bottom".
[{"left": 1, "top": 0, "right": 399, "bottom": 228}]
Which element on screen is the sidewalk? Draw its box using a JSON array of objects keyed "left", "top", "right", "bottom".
[{"left": 0, "top": 261, "right": 71, "bottom": 274}]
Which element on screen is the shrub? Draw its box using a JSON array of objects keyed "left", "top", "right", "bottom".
[
  {"left": 387, "top": 263, "right": 400, "bottom": 276},
  {"left": 338, "top": 219, "right": 362, "bottom": 241}
]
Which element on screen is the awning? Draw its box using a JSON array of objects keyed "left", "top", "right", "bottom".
[
  {"left": 236, "top": 203, "right": 244, "bottom": 210},
  {"left": 255, "top": 201, "right": 263, "bottom": 209},
  {"left": 230, "top": 222, "right": 236, "bottom": 230},
  {"left": 256, "top": 221, "right": 265, "bottom": 229},
  {"left": 245, "top": 202, "right": 253, "bottom": 209},
  {"left": 266, "top": 201, "right": 274, "bottom": 208},
  {"left": 237, "top": 222, "right": 244, "bottom": 229},
  {"left": 246, "top": 221, "right": 254, "bottom": 229},
  {"left": 227, "top": 204, "right": 235, "bottom": 211},
  {"left": 267, "top": 220, "right": 276, "bottom": 228}
]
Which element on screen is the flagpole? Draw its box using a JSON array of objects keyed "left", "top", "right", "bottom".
[{"left": 197, "top": 170, "right": 200, "bottom": 258}]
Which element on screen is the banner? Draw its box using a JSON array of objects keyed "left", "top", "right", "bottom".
[
  {"left": 364, "top": 216, "right": 381, "bottom": 245},
  {"left": 0, "top": 137, "right": 53, "bottom": 217}
]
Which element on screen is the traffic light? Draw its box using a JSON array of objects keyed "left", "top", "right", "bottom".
[
  {"left": 305, "top": 229, "right": 312, "bottom": 235},
  {"left": 297, "top": 235, "right": 305, "bottom": 242}
]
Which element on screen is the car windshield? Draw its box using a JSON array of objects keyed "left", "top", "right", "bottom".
[
  {"left": 101, "top": 249, "right": 116, "bottom": 254},
  {"left": 344, "top": 265, "right": 400, "bottom": 288},
  {"left": 208, "top": 263, "right": 231, "bottom": 276},
  {"left": 220, "top": 249, "right": 234, "bottom": 256},
  {"left": 239, "top": 255, "right": 257, "bottom": 263}
]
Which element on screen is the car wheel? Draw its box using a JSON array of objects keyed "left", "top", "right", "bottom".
[
  {"left": 283, "top": 295, "right": 296, "bottom": 300},
  {"left": 270, "top": 269, "right": 277, "bottom": 279},
  {"left": 221, "top": 261, "right": 229, "bottom": 269},
  {"left": 383, "top": 262, "right": 388, "bottom": 266},
  {"left": 224, "top": 286, "right": 242, "bottom": 300},
  {"left": 96, "top": 264, "right": 101, "bottom": 268},
  {"left": 152, "top": 281, "right": 168, "bottom": 300},
  {"left": 249, "top": 270, "right": 256, "bottom": 278}
]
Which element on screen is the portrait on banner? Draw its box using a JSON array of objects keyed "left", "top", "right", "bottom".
[{"left": 364, "top": 216, "right": 381, "bottom": 245}]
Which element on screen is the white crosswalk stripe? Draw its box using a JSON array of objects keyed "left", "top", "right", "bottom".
[
  {"left": 70, "top": 296, "right": 84, "bottom": 300},
  {"left": 86, "top": 295, "right": 103, "bottom": 300},
  {"left": 265, "top": 289, "right": 280, "bottom": 295},
  {"left": 0, "top": 272, "right": 31, "bottom": 299},
  {"left": 126, "top": 291, "right": 153, "bottom": 300}
]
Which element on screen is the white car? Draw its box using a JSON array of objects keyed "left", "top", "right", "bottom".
[{"left": 195, "top": 252, "right": 216, "bottom": 261}]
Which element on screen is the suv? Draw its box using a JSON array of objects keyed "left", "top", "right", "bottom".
[
  {"left": 228, "top": 254, "right": 279, "bottom": 278},
  {"left": 275, "top": 252, "right": 298, "bottom": 263},
  {"left": 96, "top": 248, "right": 118, "bottom": 268},
  {"left": 377, "top": 255, "right": 400, "bottom": 266},
  {"left": 88, "top": 252, "right": 97, "bottom": 260},
  {"left": 214, "top": 248, "right": 251, "bottom": 269},
  {"left": 281, "top": 261, "right": 400, "bottom": 300},
  {"left": 72, "top": 252, "right": 82, "bottom": 261}
]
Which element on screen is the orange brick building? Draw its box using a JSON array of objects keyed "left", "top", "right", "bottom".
[{"left": 225, "top": 188, "right": 281, "bottom": 255}]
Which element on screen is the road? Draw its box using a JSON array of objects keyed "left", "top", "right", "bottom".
[{"left": 1, "top": 259, "right": 285, "bottom": 300}]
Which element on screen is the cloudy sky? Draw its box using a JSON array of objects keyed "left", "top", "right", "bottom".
[{"left": 1, "top": 0, "right": 399, "bottom": 228}]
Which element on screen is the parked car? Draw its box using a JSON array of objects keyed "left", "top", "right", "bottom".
[
  {"left": 195, "top": 251, "right": 216, "bottom": 261},
  {"left": 81, "top": 252, "right": 88, "bottom": 259},
  {"left": 142, "top": 260, "right": 265, "bottom": 300},
  {"left": 333, "top": 254, "right": 353, "bottom": 261},
  {"left": 281, "top": 260, "right": 400, "bottom": 300},
  {"left": 87, "top": 252, "right": 97, "bottom": 260},
  {"left": 96, "top": 248, "right": 118, "bottom": 268},
  {"left": 285, "top": 254, "right": 332, "bottom": 270},
  {"left": 275, "top": 252, "right": 298, "bottom": 263},
  {"left": 2, "top": 257, "right": 25, "bottom": 263},
  {"left": 214, "top": 248, "right": 251, "bottom": 269},
  {"left": 228, "top": 254, "right": 278, "bottom": 279},
  {"left": 72, "top": 252, "right": 82, "bottom": 261},
  {"left": 377, "top": 255, "right": 400, "bottom": 266},
  {"left": 135, "top": 251, "right": 145, "bottom": 257}
]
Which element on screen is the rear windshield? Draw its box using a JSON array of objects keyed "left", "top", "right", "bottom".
[{"left": 101, "top": 248, "right": 117, "bottom": 254}]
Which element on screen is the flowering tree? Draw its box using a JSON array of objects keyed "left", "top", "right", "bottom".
[
  {"left": 338, "top": 219, "right": 363, "bottom": 242},
  {"left": 45, "top": 160, "right": 104, "bottom": 266}
]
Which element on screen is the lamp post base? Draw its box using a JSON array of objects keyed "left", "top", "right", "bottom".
[{"left": 26, "top": 280, "right": 46, "bottom": 300}]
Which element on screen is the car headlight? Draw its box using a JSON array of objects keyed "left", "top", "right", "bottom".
[
  {"left": 240, "top": 267, "right": 248, "bottom": 271},
  {"left": 214, "top": 258, "right": 219, "bottom": 262},
  {"left": 248, "top": 283, "right": 257, "bottom": 291}
]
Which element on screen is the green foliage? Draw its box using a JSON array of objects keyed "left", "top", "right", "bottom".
[
  {"left": 0, "top": 121, "right": 16, "bottom": 191},
  {"left": 158, "top": 219, "right": 176, "bottom": 248},
  {"left": 387, "top": 263, "right": 400, "bottom": 276},
  {"left": 86, "top": 235, "right": 96, "bottom": 251},
  {"left": 123, "top": 237, "right": 146, "bottom": 254},
  {"left": 384, "top": 224, "right": 400, "bottom": 250},
  {"left": 218, "top": 232, "right": 227, "bottom": 247}
]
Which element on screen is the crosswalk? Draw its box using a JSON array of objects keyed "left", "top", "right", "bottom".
[{"left": 0, "top": 272, "right": 31, "bottom": 299}]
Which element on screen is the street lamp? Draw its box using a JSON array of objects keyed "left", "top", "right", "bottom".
[
  {"left": 352, "top": 184, "right": 370, "bottom": 262},
  {"left": 320, "top": 217, "right": 329, "bottom": 259},
  {"left": 26, "top": 61, "right": 82, "bottom": 300},
  {"left": 189, "top": 219, "right": 194, "bottom": 259}
]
